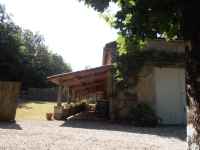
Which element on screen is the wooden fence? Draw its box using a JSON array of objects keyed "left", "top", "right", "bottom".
[
  {"left": 28, "top": 87, "right": 68, "bottom": 101},
  {"left": 0, "top": 81, "right": 21, "bottom": 122}
]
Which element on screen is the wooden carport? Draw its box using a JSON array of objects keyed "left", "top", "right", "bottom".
[{"left": 47, "top": 65, "right": 112, "bottom": 119}]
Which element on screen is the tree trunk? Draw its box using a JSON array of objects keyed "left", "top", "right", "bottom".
[
  {"left": 185, "top": 42, "right": 200, "bottom": 149},
  {"left": 179, "top": 1, "right": 200, "bottom": 149}
]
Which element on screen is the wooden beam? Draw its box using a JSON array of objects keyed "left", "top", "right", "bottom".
[
  {"left": 78, "top": 90, "right": 99, "bottom": 97},
  {"left": 79, "top": 81, "right": 87, "bottom": 91},
  {"left": 47, "top": 65, "right": 112, "bottom": 85},
  {"left": 57, "top": 81, "right": 63, "bottom": 106},
  {"left": 62, "top": 77, "right": 78, "bottom": 83},
  {"left": 77, "top": 90, "right": 89, "bottom": 97},
  {"left": 62, "top": 72, "right": 109, "bottom": 86},
  {"left": 71, "top": 82, "right": 105, "bottom": 91}
]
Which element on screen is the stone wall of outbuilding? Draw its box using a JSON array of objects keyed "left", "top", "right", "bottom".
[{"left": 104, "top": 39, "right": 185, "bottom": 119}]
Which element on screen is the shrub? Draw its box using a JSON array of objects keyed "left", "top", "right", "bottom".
[
  {"left": 128, "top": 103, "right": 162, "bottom": 127},
  {"left": 81, "top": 99, "right": 89, "bottom": 104}
]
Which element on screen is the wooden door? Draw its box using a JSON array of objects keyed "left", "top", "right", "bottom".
[
  {"left": 0, "top": 81, "right": 21, "bottom": 121},
  {"left": 154, "top": 68, "right": 186, "bottom": 124}
]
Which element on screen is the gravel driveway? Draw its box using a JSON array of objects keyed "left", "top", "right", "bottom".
[{"left": 0, "top": 120, "right": 187, "bottom": 150}]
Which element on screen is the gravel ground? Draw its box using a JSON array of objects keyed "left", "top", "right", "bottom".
[{"left": 0, "top": 120, "right": 187, "bottom": 150}]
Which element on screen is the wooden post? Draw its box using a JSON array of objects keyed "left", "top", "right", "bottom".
[
  {"left": 79, "top": 95, "right": 81, "bottom": 102},
  {"left": 57, "top": 81, "right": 63, "bottom": 106},
  {"left": 74, "top": 91, "right": 78, "bottom": 103},
  {"left": 67, "top": 86, "right": 72, "bottom": 104},
  {"left": 103, "top": 91, "right": 106, "bottom": 99}
]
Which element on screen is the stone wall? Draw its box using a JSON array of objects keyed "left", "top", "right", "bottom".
[
  {"left": 116, "top": 66, "right": 155, "bottom": 119},
  {"left": 145, "top": 39, "right": 184, "bottom": 53},
  {"left": 131, "top": 66, "right": 155, "bottom": 105},
  {"left": 104, "top": 39, "right": 185, "bottom": 119}
]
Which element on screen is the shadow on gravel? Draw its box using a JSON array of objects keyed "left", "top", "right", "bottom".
[
  {"left": 60, "top": 119, "right": 186, "bottom": 141},
  {"left": 0, "top": 122, "right": 22, "bottom": 130}
]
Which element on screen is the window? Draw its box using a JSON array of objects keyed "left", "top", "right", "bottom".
[{"left": 126, "top": 93, "right": 137, "bottom": 109}]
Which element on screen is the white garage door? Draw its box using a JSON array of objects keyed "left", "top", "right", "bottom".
[{"left": 154, "top": 68, "right": 186, "bottom": 125}]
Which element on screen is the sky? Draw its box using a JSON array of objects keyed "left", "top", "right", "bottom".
[{"left": 0, "top": 0, "right": 119, "bottom": 72}]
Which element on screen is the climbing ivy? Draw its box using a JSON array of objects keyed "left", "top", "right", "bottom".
[{"left": 113, "top": 49, "right": 185, "bottom": 96}]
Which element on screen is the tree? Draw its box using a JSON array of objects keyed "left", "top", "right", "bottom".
[
  {"left": 85, "top": 65, "right": 91, "bottom": 70},
  {"left": 0, "top": 4, "right": 72, "bottom": 90},
  {"left": 79, "top": 0, "right": 200, "bottom": 148},
  {"left": 0, "top": 4, "right": 23, "bottom": 81},
  {"left": 21, "top": 29, "right": 72, "bottom": 89},
  {"left": 49, "top": 53, "right": 72, "bottom": 75}
]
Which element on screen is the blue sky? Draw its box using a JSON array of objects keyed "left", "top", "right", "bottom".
[{"left": 1, "top": 0, "right": 119, "bottom": 71}]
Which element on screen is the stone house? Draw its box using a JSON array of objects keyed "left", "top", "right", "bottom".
[
  {"left": 103, "top": 39, "right": 186, "bottom": 125},
  {"left": 47, "top": 39, "right": 186, "bottom": 125}
]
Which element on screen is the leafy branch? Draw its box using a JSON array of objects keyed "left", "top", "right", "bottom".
[{"left": 113, "top": 48, "right": 185, "bottom": 94}]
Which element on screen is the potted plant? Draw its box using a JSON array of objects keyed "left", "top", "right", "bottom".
[
  {"left": 128, "top": 103, "right": 162, "bottom": 127},
  {"left": 110, "top": 113, "right": 115, "bottom": 120}
]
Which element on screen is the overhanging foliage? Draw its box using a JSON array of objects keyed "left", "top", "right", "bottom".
[{"left": 113, "top": 49, "right": 185, "bottom": 94}]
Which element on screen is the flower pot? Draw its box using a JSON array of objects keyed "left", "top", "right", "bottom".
[
  {"left": 46, "top": 113, "right": 53, "bottom": 120},
  {"left": 110, "top": 114, "right": 115, "bottom": 120}
]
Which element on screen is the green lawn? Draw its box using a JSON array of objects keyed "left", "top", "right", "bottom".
[
  {"left": 16, "top": 100, "right": 96, "bottom": 120},
  {"left": 16, "top": 100, "right": 57, "bottom": 120}
]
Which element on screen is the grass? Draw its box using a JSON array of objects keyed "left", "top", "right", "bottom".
[
  {"left": 15, "top": 100, "right": 96, "bottom": 120},
  {"left": 16, "top": 100, "right": 57, "bottom": 120}
]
